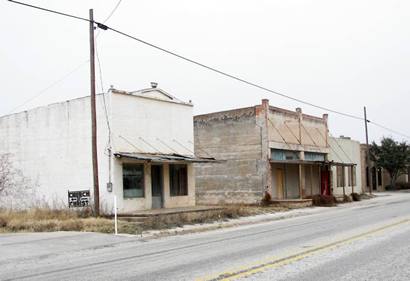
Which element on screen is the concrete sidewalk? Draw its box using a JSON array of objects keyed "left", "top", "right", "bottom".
[{"left": 131, "top": 192, "right": 396, "bottom": 239}]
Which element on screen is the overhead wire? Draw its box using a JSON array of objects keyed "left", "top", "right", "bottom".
[
  {"left": 95, "top": 0, "right": 123, "bottom": 159},
  {"left": 6, "top": 0, "right": 410, "bottom": 141},
  {"left": 7, "top": 60, "right": 89, "bottom": 114},
  {"left": 315, "top": 128, "right": 345, "bottom": 164},
  {"left": 328, "top": 133, "right": 355, "bottom": 164},
  {"left": 6, "top": 0, "right": 363, "bottom": 121},
  {"left": 94, "top": 0, "right": 123, "bottom": 137},
  {"left": 101, "top": 0, "right": 122, "bottom": 24},
  {"left": 369, "top": 121, "right": 410, "bottom": 140}
]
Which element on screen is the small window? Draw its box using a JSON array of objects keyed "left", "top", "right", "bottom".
[
  {"left": 305, "top": 152, "right": 325, "bottom": 162},
  {"left": 271, "top": 149, "right": 299, "bottom": 161},
  {"left": 123, "top": 164, "right": 144, "bottom": 198},
  {"left": 337, "top": 166, "right": 345, "bottom": 187},
  {"left": 170, "top": 164, "right": 188, "bottom": 196}
]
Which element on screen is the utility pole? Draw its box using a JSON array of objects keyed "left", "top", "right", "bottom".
[
  {"left": 89, "top": 9, "right": 100, "bottom": 216},
  {"left": 364, "top": 106, "right": 373, "bottom": 194}
]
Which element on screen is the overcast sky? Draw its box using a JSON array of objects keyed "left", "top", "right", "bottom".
[{"left": 1, "top": 0, "right": 409, "bottom": 143}]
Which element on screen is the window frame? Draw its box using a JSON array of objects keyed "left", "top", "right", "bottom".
[
  {"left": 169, "top": 164, "right": 188, "bottom": 197},
  {"left": 122, "top": 163, "right": 145, "bottom": 199},
  {"left": 336, "top": 166, "right": 345, "bottom": 187}
]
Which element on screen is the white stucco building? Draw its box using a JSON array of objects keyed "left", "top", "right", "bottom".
[
  {"left": 328, "top": 136, "right": 362, "bottom": 196},
  {"left": 0, "top": 84, "right": 210, "bottom": 213}
]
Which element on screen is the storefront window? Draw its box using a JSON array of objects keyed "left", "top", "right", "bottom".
[{"left": 123, "top": 164, "right": 144, "bottom": 198}]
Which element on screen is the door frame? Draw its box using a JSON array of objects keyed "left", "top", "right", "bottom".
[
  {"left": 151, "top": 164, "right": 164, "bottom": 209},
  {"left": 275, "top": 168, "right": 285, "bottom": 199},
  {"left": 321, "top": 166, "right": 330, "bottom": 195}
]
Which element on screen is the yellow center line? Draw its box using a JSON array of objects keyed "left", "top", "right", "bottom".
[{"left": 196, "top": 218, "right": 410, "bottom": 281}]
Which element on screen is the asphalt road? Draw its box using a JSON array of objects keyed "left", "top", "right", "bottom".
[{"left": 1, "top": 192, "right": 410, "bottom": 281}]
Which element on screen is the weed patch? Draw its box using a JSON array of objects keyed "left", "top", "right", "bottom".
[{"left": 308, "top": 195, "right": 337, "bottom": 207}]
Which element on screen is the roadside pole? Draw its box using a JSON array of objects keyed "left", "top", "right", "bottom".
[
  {"left": 114, "top": 195, "right": 118, "bottom": 235},
  {"left": 364, "top": 106, "right": 373, "bottom": 194},
  {"left": 89, "top": 9, "right": 100, "bottom": 216}
]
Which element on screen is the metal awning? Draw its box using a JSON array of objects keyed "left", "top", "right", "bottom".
[
  {"left": 270, "top": 159, "right": 356, "bottom": 166},
  {"left": 114, "top": 152, "right": 219, "bottom": 163},
  {"left": 270, "top": 159, "right": 323, "bottom": 165},
  {"left": 327, "top": 161, "right": 356, "bottom": 167}
]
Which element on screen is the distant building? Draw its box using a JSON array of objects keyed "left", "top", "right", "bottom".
[
  {"left": 328, "top": 136, "right": 362, "bottom": 196},
  {"left": 360, "top": 144, "right": 385, "bottom": 192},
  {"left": 194, "top": 99, "right": 339, "bottom": 205},
  {"left": 360, "top": 144, "right": 409, "bottom": 191},
  {"left": 0, "top": 84, "right": 211, "bottom": 213}
]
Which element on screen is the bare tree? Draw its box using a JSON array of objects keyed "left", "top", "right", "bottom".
[{"left": 0, "top": 154, "right": 33, "bottom": 208}]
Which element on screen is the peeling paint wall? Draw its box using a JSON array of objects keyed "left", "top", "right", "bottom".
[
  {"left": 268, "top": 107, "right": 329, "bottom": 153},
  {"left": 111, "top": 92, "right": 194, "bottom": 156},
  {"left": 0, "top": 95, "right": 110, "bottom": 210},
  {"left": 109, "top": 91, "right": 196, "bottom": 213},
  {"left": 0, "top": 89, "right": 196, "bottom": 213}
]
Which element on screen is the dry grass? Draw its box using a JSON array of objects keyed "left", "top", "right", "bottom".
[
  {"left": 308, "top": 195, "right": 337, "bottom": 207},
  {"left": 0, "top": 204, "right": 292, "bottom": 234},
  {"left": 140, "top": 205, "right": 290, "bottom": 230},
  {"left": 0, "top": 208, "right": 140, "bottom": 234}
]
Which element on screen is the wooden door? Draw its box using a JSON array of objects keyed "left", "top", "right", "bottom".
[
  {"left": 276, "top": 168, "right": 284, "bottom": 199},
  {"left": 321, "top": 170, "right": 330, "bottom": 195}
]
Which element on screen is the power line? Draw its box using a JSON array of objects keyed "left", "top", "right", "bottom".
[
  {"left": 8, "top": 0, "right": 90, "bottom": 22},
  {"left": 7, "top": 0, "right": 410, "bottom": 141},
  {"left": 315, "top": 128, "right": 345, "bottom": 164},
  {"left": 101, "top": 0, "right": 122, "bottom": 24},
  {"left": 106, "top": 26, "right": 365, "bottom": 121},
  {"left": 95, "top": 0, "right": 123, "bottom": 94},
  {"left": 96, "top": 0, "right": 122, "bottom": 39},
  {"left": 369, "top": 121, "right": 410, "bottom": 140},
  {"left": 329, "top": 133, "right": 354, "bottom": 164},
  {"left": 7, "top": 60, "right": 89, "bottom": 114},
  {"left": 95, "top": 0, "right": 123, "bottom": 154},
  {"left": 7, "top": 0, "right": 363, "bottom": 121}
]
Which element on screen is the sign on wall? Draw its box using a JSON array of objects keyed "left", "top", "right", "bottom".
[{"left": 68, "top": 190, "right": 90, "bottom": 208}]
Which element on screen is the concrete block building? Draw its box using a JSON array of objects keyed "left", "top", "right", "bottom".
[
  {"left": 194, "top": 99, "right": 333, "bottom": 205},
  {"left": 0, "top": 84, "right": 210, "bottom": 213}
]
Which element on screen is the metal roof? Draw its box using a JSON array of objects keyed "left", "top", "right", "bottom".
[{"left": 114, "top": 152, "right": 219, "bottom": 163}]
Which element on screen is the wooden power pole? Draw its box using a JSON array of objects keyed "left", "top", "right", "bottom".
[
  {"left": 89, "top": 9, "right": 100, "bottom": 216},
  {"left": 364, "top": 106, "right": 373, "bottom": 194}
]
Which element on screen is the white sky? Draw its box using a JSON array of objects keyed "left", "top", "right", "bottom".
[{"left": 1, "top": 0, "right": 409, "bottom": 143}]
